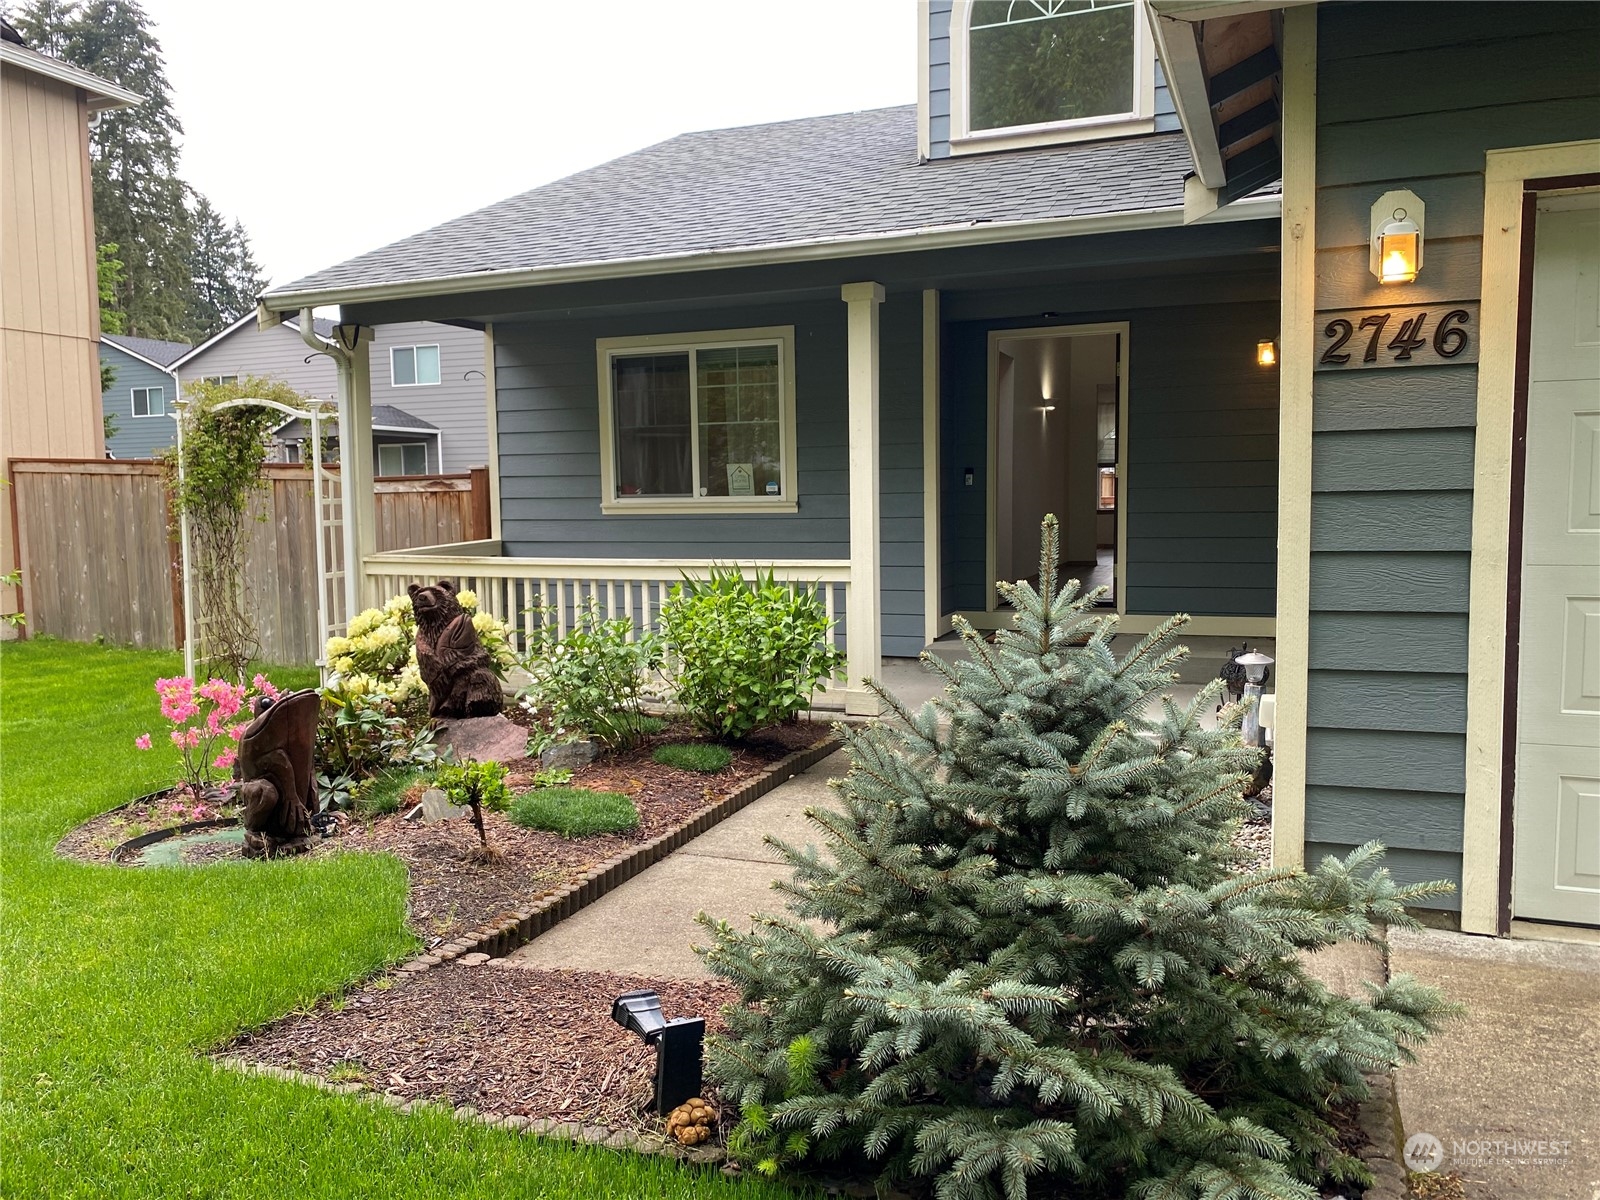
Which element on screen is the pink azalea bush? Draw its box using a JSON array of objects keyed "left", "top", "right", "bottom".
[{"left": 135, "top": 673, "right": 284, "bottom": 800}]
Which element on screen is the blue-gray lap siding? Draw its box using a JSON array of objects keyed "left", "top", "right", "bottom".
[
  {"left": 493, "top": 295, "right": 927, "bottom": 656},
  {"left": 100, "top": 344, "right": 177, "bottom": 459},
  {"left": 939, "top": 290, "right": 1280, "bottom": 617},
  {"left": 1304, "top": 2, "right": 1600, "bottom": 908},
  {"left": 924, "top": 0, "right": 1177, "bottom": 160}
]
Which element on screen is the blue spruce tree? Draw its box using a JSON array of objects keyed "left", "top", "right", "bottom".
[{"left": 700, "top": 516, "right": 1456, "bottom": 1200}]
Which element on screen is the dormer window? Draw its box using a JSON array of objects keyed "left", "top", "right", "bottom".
[{"left": 949, "top": 0, "right": 1155, "bottom": 154}]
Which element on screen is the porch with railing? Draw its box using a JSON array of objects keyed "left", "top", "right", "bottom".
[{"left": 363, "top": 541, "right": 859, "bottom": 703}]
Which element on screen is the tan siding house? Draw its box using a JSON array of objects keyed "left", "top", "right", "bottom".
[{"left": 0, "top": 35, "right": 139, "bottom": 626}]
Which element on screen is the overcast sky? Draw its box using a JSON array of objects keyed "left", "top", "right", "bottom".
[{"left": 143, "top": 0, "right": 916, "bottom": 289}]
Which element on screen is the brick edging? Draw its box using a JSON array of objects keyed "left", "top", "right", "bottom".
[{"left": 396, "top": 733, "right": 840, "bottom": 972}]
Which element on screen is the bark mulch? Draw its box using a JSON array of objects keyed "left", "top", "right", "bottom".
[
  {"left": 224, "top": 964, "right": 739, "bottom": 1131},
  {"left": 55, "top": 792, "right": 233, "bottom": 863},
  {"left": 332, "top": 719, "right": 829, "bottom": 941}
]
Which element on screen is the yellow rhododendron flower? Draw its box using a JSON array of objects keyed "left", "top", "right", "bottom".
[{"left": 455, "top": 589, "right": 478, "bottom": 610}]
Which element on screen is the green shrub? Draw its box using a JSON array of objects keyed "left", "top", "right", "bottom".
[
  {"left": 652, "top": 742, "right": 733, "bottom": 773},
  {"left": 314, "top": 685, "right": 446, "bottom": 811},
  {"left": 435, "top": 758, "right": 513, "bottom": 813},
  {"left": 660, "top": 566, "right": 842, "bottom": 742},
  {"left": 519, "top": 602, "right": 662, "bottom": 746},
  {"left": 509, "top": 787, "right": 639, "bottom": 838}
]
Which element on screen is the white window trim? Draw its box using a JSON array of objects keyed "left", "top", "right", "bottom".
[
  {"left": 390, "top": 343, "right": 442, "bottom": 387},
  {"left": 596, "top": 325, "right": 799, "bottom": 516},
  {"left": 130, "top": 385, "right": 165, "bottom": 417},
  {"left": 947, "top": 0, "right": 1156, "bottom": 156},
  {"left": 376, "top": 441, "right": 432, "bottom": 477}
]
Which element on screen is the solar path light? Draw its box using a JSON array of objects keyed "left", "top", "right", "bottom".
[{"left": 611, "top": 989, "right": 705, "bottom": 1115}]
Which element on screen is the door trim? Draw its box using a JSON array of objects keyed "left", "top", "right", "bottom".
[
  {"left": 984, "top": 322, "right": 1130, "bottom": 618},
  {"left": 1461, "top": 141, "right": 1600, "bottom": 936}
]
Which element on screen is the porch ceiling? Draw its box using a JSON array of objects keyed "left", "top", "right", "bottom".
[{"left": 341, "top": 218, "right": 1281, "bottom": 329}]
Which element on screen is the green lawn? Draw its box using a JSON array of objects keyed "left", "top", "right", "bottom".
[{"left": 0, "top": 640, "right": 802, "bottom": 1199}]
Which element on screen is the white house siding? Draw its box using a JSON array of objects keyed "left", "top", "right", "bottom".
[{"left": 369, "top": 322, "right": 490, "bottom": 472}]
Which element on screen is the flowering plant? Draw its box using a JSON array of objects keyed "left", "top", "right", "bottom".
[
  {"left": 136, "top": 672, "right": 283, "bottom": 799},
  {"left": 322, "top": 589, "right": 515, "bottom": 703}
]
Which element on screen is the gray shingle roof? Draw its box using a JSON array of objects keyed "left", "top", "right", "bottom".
[
  {"left": 102, "top": 333, "right": 191, "bottom": 367},
  {"left": 269, "top": 106, "right": 1201, "bottom": 298},
  {"left": 274, "top": 404, "right": 438, "bottom": 441}
]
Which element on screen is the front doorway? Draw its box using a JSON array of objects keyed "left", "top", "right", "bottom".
[
  {"left": 1511, "top": 190, "right": 1600, "bottom": 927},
  {"left": 987, "top": 323, "right": 1126, "bottom": 613}
]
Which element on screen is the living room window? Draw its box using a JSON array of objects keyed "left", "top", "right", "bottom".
[
  {"left": 391, "top": 344, "right": 441, "bottom": 387},
  {"left": 950, "top": 0, "right": 1154, "bottom": 153},
  {"left": 596, "top": 327, "right": 797, "bottom": 514},
  {"left": 131, "top": 385, "right": 165, "bottom": 417}
]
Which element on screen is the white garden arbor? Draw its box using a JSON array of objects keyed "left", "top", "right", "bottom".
[{"left": 172, "top": 392, "right": 342, "bottom": 680}]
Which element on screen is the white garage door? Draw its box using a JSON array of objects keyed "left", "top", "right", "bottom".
[{"left": 1513, "top": 191, "right": 1600, "bottom": 927}]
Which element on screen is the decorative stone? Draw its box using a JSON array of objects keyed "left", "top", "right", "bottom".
[
  {"left": 410, "top": 581, "right": 504, "bottom": 719},
  {"left": 436, "top": 714, "right": 528, "bottom": 765},
  {"left": 237, "top": 689, "right": 320, "bottom": 859},
  {"left": 458, "top": 952, "right": 490, "bottom": 967},
  {"left": 539, "top": 740, "right": 599, "bottom": 771},
  {"left": 419, "top": 787, "right": 466, "bottom": 822}
]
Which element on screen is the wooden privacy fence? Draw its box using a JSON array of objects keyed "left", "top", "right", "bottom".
[{"left": 7, "top": 459, "right": 490, "bottom": 664}]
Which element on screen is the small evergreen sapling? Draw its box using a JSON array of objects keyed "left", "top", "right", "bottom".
[{"left": 699, "top": 517, "right": 1456, "bottom": 1200}]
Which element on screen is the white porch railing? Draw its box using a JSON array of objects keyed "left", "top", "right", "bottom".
[{"left": 363, "top": 542, "right": 855, "bottom": 690}]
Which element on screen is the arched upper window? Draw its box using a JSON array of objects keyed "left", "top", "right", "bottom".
[{"left": 949, "top": 0, "right": 1154, "bottom": 152}]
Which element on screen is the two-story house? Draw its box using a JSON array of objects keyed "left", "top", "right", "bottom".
[
  {"left": 257, "top": 1, "right": 1599, "bottom": 937},
  {"left": 100, "top": 313, "right": 491, "bottom": 475},
  {"left": 1, "top": 22, "right": 139, "bottom": 627}
]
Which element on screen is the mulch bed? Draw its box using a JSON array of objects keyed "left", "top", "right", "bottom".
[
  {"left": 332, "top": 718, "right": 828, "bottom": 941},
  {"left": 223, "top": 964, "right": 739, "bottom": 1130},
  {"left": 57, "top": 717, "right": 832, "bottom": 946}
]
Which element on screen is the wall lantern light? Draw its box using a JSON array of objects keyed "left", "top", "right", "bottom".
[
  {"left": 1235, "top": 650, "right": 1274, "bottom": 750},
  {"left": 611, "top": 989, "right": 705, "bottom": 1114},
  {"left": 1256, "top": 340, "right": 1277, "bottom": 367},
  {"left": 1370, "top": 189, "right": 1425, "bottom": 285}
]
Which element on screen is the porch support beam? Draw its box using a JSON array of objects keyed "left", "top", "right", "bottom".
[
  {"left": 334, "top": 325, "right": 376, "bottom": 618},
  {"left": 842, "top": 281, "right": 885, "bottom": 716}
]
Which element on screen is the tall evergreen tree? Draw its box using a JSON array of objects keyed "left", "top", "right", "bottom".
[
  {"left": 702, "top": 517, "right": 1457, "bottom": 1200},
  {"left": 187, "top": 196, "right": 265, "bottom": 337}
]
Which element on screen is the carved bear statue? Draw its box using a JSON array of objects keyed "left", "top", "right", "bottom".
[
  {"left": 409, "top": 579, "right": 504, "bottom": 719},
  {"left": 236, "top": 688, "right": 320, "bottom": 859}
]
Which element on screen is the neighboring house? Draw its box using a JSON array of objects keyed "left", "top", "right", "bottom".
[
  {"left": 135, "top": 312, "right": 490, "bottom": 474},
  {"left": 260, "top": 1, "right": 1600, "bottom": 937},
  {"left": 0, "top": 22, "right": 140, "bottom": 628},
  {"left": 100, "top": 334, "right": 190, "bottom": 458},
  {"left": 272, "top": 403, "right": 442, "bottom": 478}
]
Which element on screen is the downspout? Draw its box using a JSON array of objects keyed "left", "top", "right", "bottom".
[{"left": 296, "top": 307, "right": 360, "bottom": 628}]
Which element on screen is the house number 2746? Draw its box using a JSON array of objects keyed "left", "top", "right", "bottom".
[{"left": 1315, "top": 302, "right": 1478, "bottom": 370}]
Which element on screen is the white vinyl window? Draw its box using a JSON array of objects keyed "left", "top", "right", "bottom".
[
  {"left": 377, "top": 442, "right": 429, "bottom": 476},
  {"left": 949, "top": 0, "right": 1155, "bottom": 154},
  {"left": 131, "top": 385, "right": 165, "bottom": 417},
  {"left": 596, "top": 326, "right": 798, "bottom": 515},
  {"left": 391, "top": 344, "right": 441, "bottom": 387},
  {"left": 202, "top": 375, "right": 238, "bottom": 386}
]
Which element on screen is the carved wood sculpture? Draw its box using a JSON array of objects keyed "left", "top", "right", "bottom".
[
  {"left": 409, "top": 580, "right": 504, "bottom": 719},
  {"left": 236, "top": 688, "right": 320, "bottom": 858}
]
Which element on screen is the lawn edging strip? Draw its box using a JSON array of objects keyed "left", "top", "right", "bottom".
[{"left": 399, "top": 732, "right": 838, "bottom": 972}]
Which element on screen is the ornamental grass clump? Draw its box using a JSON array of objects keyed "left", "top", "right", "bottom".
[
  {"left": 509, "top": 787, "right": 639, "bottom": 838},
  {"left": 699, "top": 517, "right": 1458, "bottom": 1200}
]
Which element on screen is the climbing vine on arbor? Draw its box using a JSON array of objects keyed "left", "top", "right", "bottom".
[{"left": 167, "top": 377, "right": 303, "bottom": 682}]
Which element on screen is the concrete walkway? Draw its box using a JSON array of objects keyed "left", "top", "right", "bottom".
[
  {"left": 1388, "top": 926, "right": 1600, "bottom": 1200},
  {"left": 504, "top": 750, "right": 850, "bottom": 980}
]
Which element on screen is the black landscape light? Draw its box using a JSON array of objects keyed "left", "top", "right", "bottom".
[{"left": 611, "top": 989, "right": 705, "bottom": 1115}]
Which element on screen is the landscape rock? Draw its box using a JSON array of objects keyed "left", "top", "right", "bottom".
[
  {"left": 419, "top": 788, "right": 466, "bottom": 823},
  {"left": 434, "top": 714, "right": 529, "bottom": 764},
  {"left": 540, "top": 740, "right": 599, "bottom": 771}
]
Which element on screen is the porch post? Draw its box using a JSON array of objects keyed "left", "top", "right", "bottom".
[
  {"left": 841, "top": 282, "right": 885, "bottom": 716},
  {"left": 335, "top": 326, "right": 376, "bottom": 616}
]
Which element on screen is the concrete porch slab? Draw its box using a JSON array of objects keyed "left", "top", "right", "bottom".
[{"left": 1389, "top": 926, "right": 1600, "bottom": 1199}]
